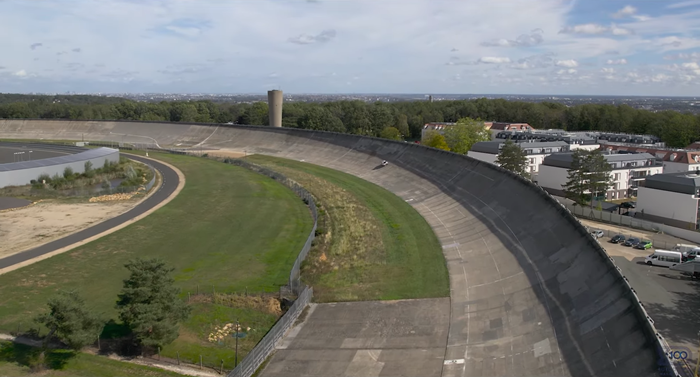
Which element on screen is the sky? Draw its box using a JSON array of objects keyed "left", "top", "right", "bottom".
[{"left": 2, "top": 0, "right": 700, "bottom": 96}]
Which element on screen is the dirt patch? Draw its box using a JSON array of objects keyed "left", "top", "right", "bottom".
[
  {"left": 190, "top": 293, "right": 283, "bottom": 317},
  {"left": 189, "top": 150, "right": 247, "bottom": 159},
  {"left": 0, "top": 199, "right": 142, "bottom": 259}
]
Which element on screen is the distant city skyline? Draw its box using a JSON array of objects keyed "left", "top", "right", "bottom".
[{"left": 1, "top": 0, "right": 700, "bottom": 95}]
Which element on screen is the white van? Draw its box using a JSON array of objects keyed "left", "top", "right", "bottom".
[
  {"left": 645, "top": 250, "right": 683, "bottom": 267},
  {"left": 674, "top": 244, "right": 699, "bottom": 254}
]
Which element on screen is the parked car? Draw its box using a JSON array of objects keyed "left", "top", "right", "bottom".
[
  {"left": 682, "top": 248, "right": 700, "bottom": 262},
  {"left": 590, "top": 230, "right": 604, "bottom": 239},
  {"left": 620, "top": 201, "right": 636, "bottom": 209},
  {"left": 635, "top": 240, "right": 653, "bottom": 250},
  {"left": 610, "top": 235, "right": 626, "bottom": 244},
  {"left": 623, "top": 237, "right": 641, "bottom": 247}
]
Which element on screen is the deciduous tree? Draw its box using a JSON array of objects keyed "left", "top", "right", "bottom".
[
  {"left": 379, "top": 126, "right": 402, "bottom": 141},
  {"left": 423, "top": 130, "right": 450, "bottom": 151},
  {"left": 116, "top": 258, "right": 190, "bottom": 352},
  {"left": 495, "top": 140, "right": 530, "bottom": 179},
  {"left": 443, "top": 117, "right": 490, "bottom": 154}
]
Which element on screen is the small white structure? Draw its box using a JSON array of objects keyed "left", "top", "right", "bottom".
[
  {"left": 468, "top": 140, "right": 569, "bottom": 180},
  {"left": 538, "top": 152, "right": 663, "bottom": 200},
  {"left": 636, "top": 171, "right": 700, "bottom": 230}
]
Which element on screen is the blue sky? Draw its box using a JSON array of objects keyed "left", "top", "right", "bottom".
[{"left": 2, "top": 0, "right": 700, "bottom": 96}]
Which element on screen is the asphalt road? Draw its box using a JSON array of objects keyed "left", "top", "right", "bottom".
[
  {"left": 0, "top": 154, "right": 179, "bottom": 270},
  {"left": 0, "top": 143, "right": 81, "bottom": 164}
]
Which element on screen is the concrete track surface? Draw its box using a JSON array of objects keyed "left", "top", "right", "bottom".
[{"left": 0, "top": 120, "right": 669, "bottom": 377}]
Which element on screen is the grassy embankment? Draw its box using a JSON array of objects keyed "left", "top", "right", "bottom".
[
  {"left": 246, "top": 155, "right": 450, "bottom": 302},
  {"left": 0, "top": 152, "right": 314, "bottom": 372}
]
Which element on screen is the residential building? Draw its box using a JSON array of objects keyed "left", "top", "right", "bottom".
[
  {"left": 494, "top": 130, "right": 599, "bottom": 151},
  {"left": 538, "top": 152, "right": 663, "bottom": 200},
  {"left": 485, "top": 122, "right": 534, "bottom": 131},
  {"left": 596, "top": 133, "right": 662, "bottom": 146},
  {"left": 421, "top": 122, "right": 456, "bottom": 141},
  {"left": 599, "top": 143, "right": 700, "bottom": 173},
  {"left": 637, "top": 172, "right": 700, "bottom": 230},
  {"left": 468, "top": 140, "right": 569, "bottom": 179}
]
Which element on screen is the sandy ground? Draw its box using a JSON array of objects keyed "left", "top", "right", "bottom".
[
  {"left": 189, "top": 149, "right": 247, "bottom": 159},
  {"left": 0, "top": 200, "right": 140, "bottom": 259}
]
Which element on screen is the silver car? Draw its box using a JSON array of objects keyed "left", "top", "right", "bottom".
[{"left": 590, "top": 230, "right": 604, "bottom": 239}]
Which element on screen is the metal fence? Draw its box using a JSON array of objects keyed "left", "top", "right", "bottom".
[
  {"left": 565, "top": 203, "right": 664, "bottom": 232},
  {"left": 227, "top": 286, "right": 313, "bottom": 377}
]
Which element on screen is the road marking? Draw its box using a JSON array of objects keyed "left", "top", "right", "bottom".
[{"left": 444, "top": 359, "right": 465, "bottom": 365}]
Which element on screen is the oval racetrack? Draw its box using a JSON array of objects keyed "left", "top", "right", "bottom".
[{"left": 0, "top": 120, "right": 672, "bottom": 377}]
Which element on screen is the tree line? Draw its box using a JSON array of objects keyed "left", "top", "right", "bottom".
[{"left": 1, "top": 94, "right": 700, "bottom": 147}]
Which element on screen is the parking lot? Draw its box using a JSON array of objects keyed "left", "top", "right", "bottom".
[
  {"left": 583, "top": 219, "right": 700, "bottom": 376},
  {"left": 580, "top": 219, "right": 694, "bottom": 260}
]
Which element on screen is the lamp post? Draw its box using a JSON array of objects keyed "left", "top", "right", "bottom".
[{"left": 235, "top": 319, "right": 239, "bottom": 368}]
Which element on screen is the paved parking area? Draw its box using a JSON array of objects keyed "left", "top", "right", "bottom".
[
  {"left": 612, "top": 255, "right": 700, "bottom": 376},
  {"left": 581, "top": 218, "right": 695, "bottom": 254},
  {"left": 259, "top": 298, "right": 450, "bottom": 377}
]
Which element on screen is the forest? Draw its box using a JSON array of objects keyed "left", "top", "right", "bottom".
[{"left": 1, "top": 94, "right": 699, "bottom": 147}]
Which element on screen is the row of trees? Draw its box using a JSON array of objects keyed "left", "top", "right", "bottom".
[
  {"left": 34, "top": 258, "right": 189, "bottom": 363},
  {"left": 1, "top": 95, "right": 700, "bottom": 147}
]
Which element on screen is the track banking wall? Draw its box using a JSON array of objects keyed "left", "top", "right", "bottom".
[
  {"left": 0, "top": 142, "right": 119, "bottom": 188},
  {"left": 0, "top": 119, "right": 678, "bottom": 377}
]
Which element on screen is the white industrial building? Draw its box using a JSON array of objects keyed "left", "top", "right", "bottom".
[
  {"left": 0, "top": 147, "right": 120, "bottom": 188},
  {"left": 538, "top": 152, "right": 663, "bottom": 200},
  {"left": 637, "top": 172, "right": 700, "bottom": 230},
  {"left": 468, "top": 140, "right": 569, "bottom": 179}
]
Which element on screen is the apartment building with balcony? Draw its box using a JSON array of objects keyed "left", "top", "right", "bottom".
[
  {"left": 599, "top": 143, "right": 700, "bottom": 173},
  {"left": 467, "top": 140, "right": 569, "bottom": 179},
  {"left": 494, "top": 130, "right": 600, "bottom": 151},
  {"left": 538, "top": 152, "right": 662, "bottom": 200},
  {"left": 637, "top": 171, "right": 700, "bottom": 230}
]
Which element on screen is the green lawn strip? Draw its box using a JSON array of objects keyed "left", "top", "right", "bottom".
[
  {"left": 246, "top": 155, "right": 449, "bottom": 302},
  {"left": 162, "top": 303, "right": 278, "bottom": 371},
  {"left": 0, "top": 341, "right": 187, "bottom": 377},
  {"left": 0, "top": 153, "right": 313, "bottom": 367}
]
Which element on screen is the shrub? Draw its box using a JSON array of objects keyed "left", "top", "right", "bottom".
[
  {"left": 37, "top": 173, "right": 51, "bottom": 183},
  {"left": 63, "top": 167, "right": 74, "bottom": 180},
  {"left": 84, "top": 161, "right": 95, "bottom": 178}
]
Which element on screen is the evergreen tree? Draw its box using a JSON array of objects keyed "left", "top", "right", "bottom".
[
  {"left": 116, "top": 258, "right": 190, "bottom": 352},
  {"left": 495, "top": 139, "right": 530, "bottom": 179},
  {"left": 35, "top": 290, "right": 104, "bottom": 350},
  {"left": 562, "top": 150, "right": 613, "bottom": 206}
]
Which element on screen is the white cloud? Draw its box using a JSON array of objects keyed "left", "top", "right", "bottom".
[
  {"left": 0, "top": 0, "right": 699, "bottom": 95},
  {"left": 606, "top": 59, "right": 628, "bottom": 65},
  {"left": 555, "top": 59, "right": 578, "bottom": 67},
  {"left": 13, "top": 69, "right": 27, "bottom": 77},
  {"left": 601, "top": 67, "right": 615, "bottom": 73},
  {"left": 612, "top": 5, "right": 637, "bottom": 18},
  {"left": 667, "top": 1, "right": 700, "bottom": 9},
  {"left": 477, "top": 57, "right": 511, "bottom": 64},
  {"left": 664, "top": 52, "right": 700, "bottom": 60}
]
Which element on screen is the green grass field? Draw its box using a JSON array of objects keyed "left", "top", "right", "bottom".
[
  {"left": 246, "top": 155, "right": 449, "bottom": 302},
  {"left": 0, "top": 341, "right": 187, "bottom": 377},
  {"left": 0, "top": 152, "right": 313, "bottom": 371}
]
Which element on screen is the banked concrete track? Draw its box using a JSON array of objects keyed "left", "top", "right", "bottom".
[{"left": 0, "top": 120, "right": 671, "bottom": 377}]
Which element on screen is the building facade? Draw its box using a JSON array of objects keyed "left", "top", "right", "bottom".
[
  {"left": 599, "top": 144, "right": 700, "bottom": 173},
  {"left": 468, "top": 140, "right": 569, "bottom": 179},
  {"left": 637, "top": 172, "right": 700, "bottom": 230},
  {"left": 538, "top": 152, "right": 663, "bottom": 200}
]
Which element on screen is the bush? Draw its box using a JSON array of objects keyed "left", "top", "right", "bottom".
[
  {"left": 63, "top": 167, "right": 74, "bottom": 180},
  {"left": 84, "top": 161, "right": 94, "bottom": 178},
  {"left": 37, "top": 173, "right": 51, "bottom": 183}
]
